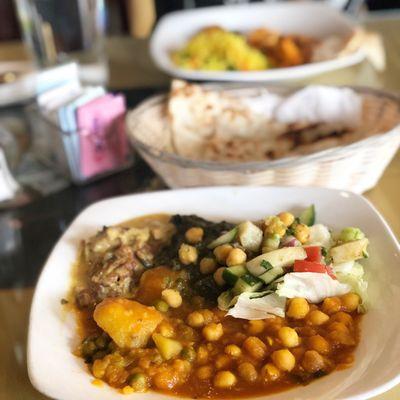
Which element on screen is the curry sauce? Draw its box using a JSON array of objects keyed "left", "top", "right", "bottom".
[{"left": 68, "top": 213, "right": 364, "bottom": 398}]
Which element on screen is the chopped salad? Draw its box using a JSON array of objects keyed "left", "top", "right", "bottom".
[{"left": 216, "top": 206, "right": 369, "bottom": 319}]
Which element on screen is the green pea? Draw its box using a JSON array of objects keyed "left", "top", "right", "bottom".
[
  {"left": 81, "top": 339, "right": 97, "bottom": 358},
  {"left": 154, "top": 299, "right": 169, "bottom": 312},
  {"left": 181, "top": 347, "right": 196, "bottom": 362},
  {"left": 95, "top": 335, "right": 109, "bottom": 350},
  {"left": 128, "top": 373, "right": 148, "bottom": 391},
  {"left": 92, "top": 350, "right": 107, "bottom": 361}
]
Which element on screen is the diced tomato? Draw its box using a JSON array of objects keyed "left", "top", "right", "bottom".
[
  {"left": 294, "top": 260, "right": 326, "bottom": 273},
  {"left": 294, "top": 260, "right": 337, "bottom": 280},
  {"left": 304, "top": 246, "right": 322, "bottom": 263}
]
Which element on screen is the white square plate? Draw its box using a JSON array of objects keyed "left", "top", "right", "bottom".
[
  {"left": 28, "top": 186, "right": 400, "bottom": 400},
  {"left": 150, "top": 2, "right": 365, "bottom": 82}
]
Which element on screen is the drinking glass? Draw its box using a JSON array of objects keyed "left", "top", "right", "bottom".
[{"left": 14, "top": 0, "right": 107, "bottom": 82}]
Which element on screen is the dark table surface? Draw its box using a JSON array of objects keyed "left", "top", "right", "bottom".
[{"left": 0, "top": 87, "right": 167, "bottom": 290}]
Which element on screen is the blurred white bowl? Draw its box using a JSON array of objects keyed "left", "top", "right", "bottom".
[{"left": 150, "top": 2, "right": 365, "bottom": 82}]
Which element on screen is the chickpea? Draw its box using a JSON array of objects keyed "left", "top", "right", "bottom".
[
  {"left": 92, "top": 358, "right": 109, "bottom": 379},
  {"left": 161, "top": 289, "right": 182, "bottom": 308},
  {"left": 157, "top": 321, "right": 174, "bottom": 338},
  {"left": 278, "top": 212, "right": 295, "bottom": 227},
  {"left": 200, "top": 257, "right": 217, "bottom": 275},
  {"left": 225, "top": 344, "right": 242, "bottom": 358},
  {"left": 226, "top": 248, "right": 247, "bottom": 267},
  {"left": 295, "top": 326, "right": 316, "bottom": 337},
  {"left": 301, "top": 350, "right": 325, "bottom": 373},
  {"left": 340, "top": 293, "right": 360, "bottom": 312},
  {"left": 238, "top": 362, "right": 258, "bottom": 383},
  {"left": 213, "top": 267, "right": 226, "bottom": 286},
  {"left": 271, "top": 349, "right": 296, "bottom": 372},
  {"left": 328, "top": 322, "right": 349, "bottom": 334},
  {"left": 294, "top": 223, "right": 310, "bottom": 244},
  {"left": 202, "top": 323, "right": 224, "bottom": 342},
  {"left": 187, "top": 311, "right": 205, "bottom": 328},
  {"left": 213, "top": 244, "right": 233, "bottom": 264},
  {"left": 322, "top": 297, "right": 342, "bottom": 315},
  {"left": 214, "top": 371, "right": 237, "bottom": 389},
  {"left": 261, "top": 363, "right": 280, "bottom": 382},
  {"left": 216, "top": 354, "right": 232, "bottom": 370},
  {"left": 196, "top": 365, "right": 213, "bottom": 380},
  {"left": 196, "top": 346, "right": 209, "bottom": 364},
  {"left": 286, "top": 298, "right": 310, "bottom": 319},
  {"left": 330, "top": 312, "right": 353, "bottom": 327},
  {"left": 328, "top": 330, "right": 355, "bottom": 346},
  {"left": 247, "top": 320, "right": 265, "bottom": 335},
  {"left": 128, "top": 373, "right": 149, "bottom": 392},
  {"left": 307, "top": 335, "right": 330, "bottom": 355},
  {"left": 173, "top": 359, "right": 191, "bottom": 373},
  {"left": 307, "top": 310, "right": 330, "bottom": 326},
  {"left": 291, "top": 346, "right": 305, "bottom": 361},
  {"left": 178, "top": 243, "right": 198, "bottom": 265},
  {"left": 265, "top": 217, "right": 287, "bottom": 238},
  {"left": 278, "top": 327, "right": 299, "bottom": 348},
  {"left": 153, "top": 370, "right": 178, "bottom": 390},
  {"left": 185, "top": 227, "right": 204, "bottom": 244},
  {"left": 243, "top": 336, "right": 267, "bottom": 360},
  {"left": 200, "top": 309, "right": 215, "bottom": 324}
]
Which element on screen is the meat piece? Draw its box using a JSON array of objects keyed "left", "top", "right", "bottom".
[
  {"left": 89, "top": 245, "right": 144, "bottom": 302},
  {"left": 75, "top": 226, "right": 156, "bottom": 308},
  {"left": 85, "top": 226, "right": 151, "bottom": 267},
  {"left": 93, "top": 298, "right": 163, "bottom": 348}
]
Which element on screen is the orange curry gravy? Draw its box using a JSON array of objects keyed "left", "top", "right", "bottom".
[{"left": 69, "top": 214, "right": 362, "bottom": 399}]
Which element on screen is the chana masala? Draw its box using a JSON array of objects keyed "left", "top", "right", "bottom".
[{"left": 69, "top": 207, "right": 368, "bottom": 398}]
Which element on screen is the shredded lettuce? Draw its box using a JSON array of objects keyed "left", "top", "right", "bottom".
[
  {"left": 226, "top": 292, "right": 286, "bottom": 319},
  {"left": 332, "top": 261, "right": 355, "bottom": 275},
  {"left": 276, "top": 272, "right": 351, "bottom": 303}
]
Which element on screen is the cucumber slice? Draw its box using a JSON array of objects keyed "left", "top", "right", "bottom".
[
  {"left": 258, "top": 266, "right": 284, "bottom": 285},
  {"left": 223, "top": 265, "right": 247, "bottom": 286},
  {"left": 232, "top": 273, "right": 263, "bottom": 295},
  {"left": 237, "top": 221, "right": 263, "bottom": 252},
  {"left": 218, "top": 290, "right": 234, "bottom": 311},
  {"left": 207, "top": 227, "right": 238, "bottom": 249},
  {"left": 299, "top": 205, "right": 315, "bottom": 226},
  {"left": 247, "top": 247, "right": 307, "bottom": 276}
]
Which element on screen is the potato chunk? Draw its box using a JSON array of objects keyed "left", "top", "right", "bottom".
[
  {"left": 152, "top": 333, "right": 183, "bottom": 360},
  {"left": 94, "top": 298, "right": 163, "bottom": 349}
]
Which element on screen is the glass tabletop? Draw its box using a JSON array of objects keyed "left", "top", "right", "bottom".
[{"left": 0, "top": 11, "right": 399, "bottom": 400}]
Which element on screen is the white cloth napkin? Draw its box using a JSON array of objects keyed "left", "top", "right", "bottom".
[{"left": 245, "top": 85, "right": 362, "bottom": 128}]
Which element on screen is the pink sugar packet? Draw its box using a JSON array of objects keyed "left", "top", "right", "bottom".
[{"left": 76, "top": 94, "right": 129, "bottom": 179}]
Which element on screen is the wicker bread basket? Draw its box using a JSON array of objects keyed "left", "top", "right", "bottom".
[{"left": 126, "top": 86, "right": 400, "bottom": 194}]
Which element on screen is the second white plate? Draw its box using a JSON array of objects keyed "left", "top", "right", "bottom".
[{"left": 150, "top": 2, "right": 365, "bottom": 82}]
